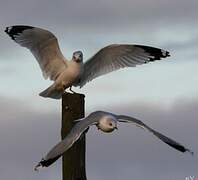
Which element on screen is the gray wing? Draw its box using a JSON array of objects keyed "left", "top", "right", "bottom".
[
  {"left": 35, "top": 111, "right": 103, "bottom": 170},
  {"left": 116, "top": 115, "right": 193, "bottom": 155},
  {"left": 77, "top": 44, "right": 170, "bottom": 87},
  {"left": 5, "top": 26, "right": 67, "bottom": 81}
]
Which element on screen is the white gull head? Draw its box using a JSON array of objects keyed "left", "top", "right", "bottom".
[
  {"left": 97, "top": 115, "right": 118, "bottom": 133},
  {"left": 72, "top": 51, "right": 83, "bottom": 63}
]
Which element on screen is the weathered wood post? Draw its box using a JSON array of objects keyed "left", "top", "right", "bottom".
[{"left": 61, "top": 93, "right": 87, "bottom": 180}]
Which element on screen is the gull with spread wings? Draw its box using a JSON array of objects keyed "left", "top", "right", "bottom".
[
  {"left": 5, "top": 26, "right": 170, "bottom": 99},
  {"left": 35, "top": 111, "right": 193, "bottom": 170}
]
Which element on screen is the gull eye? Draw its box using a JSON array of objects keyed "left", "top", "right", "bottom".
[{"left": 109, "top": 122, "right": 113, "bottom": 126}]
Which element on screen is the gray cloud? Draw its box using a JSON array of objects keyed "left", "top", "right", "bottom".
[
  {"left": 163, "top": 37, "right": 198, "bottom": 59},
  {"left": 0, "top": 97, "right": 197, "bottom": 180},
  {"left": 1, "top": 0, "right": 198, "bottom": 28},
  {"left": 1, "top": 0, "right": 198, "bottom": 61}
]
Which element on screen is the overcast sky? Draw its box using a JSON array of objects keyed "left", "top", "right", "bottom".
[{"left": 0, "top": 0, "right": 198, "bottom": 180}]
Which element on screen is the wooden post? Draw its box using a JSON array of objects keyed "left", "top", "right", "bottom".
[{"left": 61, "top": 93, "right": 87, "bottom": 180}]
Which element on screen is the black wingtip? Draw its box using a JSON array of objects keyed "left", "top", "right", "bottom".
[
  {"left": 4, "top": 25, "right": 34, "bottom": 40},
  {"left": 35, "top": 158, "right": 51, "bottom": 169},
  {"left": 5, "top": 27, "right": 13, "bottom": 39},
  {"left": 34, "top": 155, "right": 61, "bottom": 171},
  {"left": 4, "top": 27, "right": 9, "bottom": 33},
  {"left": 164, "top": 51, "right": 170, "bottom": 58},
  {"left": 34, "top": 158, "right": 51, "bottom": 171},
  {"left": 165, "top": 141, "right": 194, "bottom": 156},
  {"left": 135, "top": 45, "right": 170, "bottom": 61},
  {"left": 186, "top": 149, "right": 194, "bottom": 156}
]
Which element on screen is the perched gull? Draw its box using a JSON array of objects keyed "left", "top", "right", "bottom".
[
  {"left": 5, "top": 26, "right": 170, "bottom": 99},
  {"left": 35, "top": 111, "right": 193, "bottom": 171}
]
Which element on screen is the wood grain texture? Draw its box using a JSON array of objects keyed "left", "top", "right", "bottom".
[{"left": 62, "top": 93, "right": 87, "bottom": 180}]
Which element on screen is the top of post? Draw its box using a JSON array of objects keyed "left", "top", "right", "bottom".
[{"left": 62, "top": 92, "right": 85, "bottom": 99}]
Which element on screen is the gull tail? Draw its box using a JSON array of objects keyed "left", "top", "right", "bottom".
[{"left": 39, "top": 84, "right": 63, "bottom": 99}]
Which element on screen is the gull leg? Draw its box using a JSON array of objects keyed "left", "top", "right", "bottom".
[
  {"left": 62, "top": 85, "right": 69, "bottom": 94},
  {"left": 69, "top": 86, "right": 76, "bottom": 93}
]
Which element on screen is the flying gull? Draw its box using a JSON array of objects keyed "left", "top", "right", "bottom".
[
  {"left": 34, "top": 111, "right": 193, "bottom": 171},
  {"left": 5, "top": 26, "right": 170, "bottom": 99}
]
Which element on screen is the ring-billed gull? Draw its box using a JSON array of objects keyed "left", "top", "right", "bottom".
[
  {"left": 34, "top": 111, "right": 193, "bottom": 171},
  {"left": 5, "top": 26, "right": 170, "bottom": 99}
]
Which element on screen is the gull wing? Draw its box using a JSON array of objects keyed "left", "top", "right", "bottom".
[
  {"left": 116, "top": 115, "right": 193, "bottom": 155},
  {"left": 77, "top": 44, "right": 170, "bottom": 87},
  {"left": 5, "top": 25, "right": 67, "bottom": 81},
  {"left": 35, "top": 111, "right": 104, "bottom": 169}
]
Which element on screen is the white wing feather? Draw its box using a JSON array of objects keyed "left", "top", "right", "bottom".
[
  {"left": 77, "top": 44, "right": 170, "bottom": 87},
  {"left": 5, "top": 26, "right": 67, "bottom": 81}
]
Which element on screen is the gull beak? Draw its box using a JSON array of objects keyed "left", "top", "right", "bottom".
[{"left": 75, "top": 58, "right": 81, "bottom": 63}]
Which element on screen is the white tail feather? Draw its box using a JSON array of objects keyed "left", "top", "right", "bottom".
[{"left": 39, "top": 84, "right": 63, "bottom": 99}]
